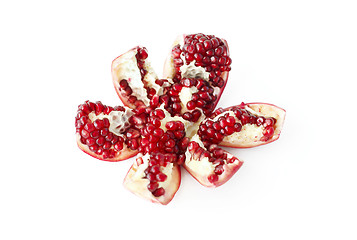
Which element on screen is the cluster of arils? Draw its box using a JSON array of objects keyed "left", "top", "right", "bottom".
[{"left": 75, "top": 33, "right": 286, "bottom": 204}]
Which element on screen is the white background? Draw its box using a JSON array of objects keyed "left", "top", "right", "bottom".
[{"left": 1, "top": 0, "right": 356, "bottom": 239}]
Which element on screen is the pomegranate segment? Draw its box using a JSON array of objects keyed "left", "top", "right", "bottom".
[
  {"left": 163, "top": 33, "right": 231, "bottom": 112},
  {"left": 209, "top": 103, "right": 286, "bottom": 148},
  {"left": 123, "top": 153, "right": 181, "bottom": 205},
  {"left": 75, "top": 101, "right": 139, "bottom": 161},
  {"left": 183, "top": 135, "right": 243, "bottom": 188},
  {"left": 111, "top": 46, "right": 167, "bottom": 110}
]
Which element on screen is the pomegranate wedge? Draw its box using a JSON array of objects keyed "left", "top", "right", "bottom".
[
  {"left": 163, "top": 33, "right": 231, "bottom": 113},
  {"left": 75, "top": 101, "right": 139, "bottom": 161},
  {"left": 184, "top": 135, "right": 243, "bottom": 188},
  {"left": 202, "top": 102, "right": 286, "bottom": 148},
  {"left": 124, "top": 153, "right": 181, "bottom": 205}
]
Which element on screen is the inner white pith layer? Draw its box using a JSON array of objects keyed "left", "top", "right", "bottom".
[{"left": 88, "top": 108, "right": 133, "bottom": 136}]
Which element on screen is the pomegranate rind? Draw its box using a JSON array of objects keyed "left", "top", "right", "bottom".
[
  {"left": 76, "top": 134, "right": 138, "bottom": 162},
  {"left": 123, "top": 155, "right": 181, "bottom": 205},
  {"left": 162, "top": 34, "right": 230, "bottom": 113},
  {"left": 219, "top": 103, "right": 286, "bottom": 148},
  {"left": 183, "top": 147, "right": 243, "bottom": 188}
]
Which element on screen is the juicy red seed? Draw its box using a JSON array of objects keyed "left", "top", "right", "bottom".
[
  {"left": 172, "top": 103, "right": 182, "bottom": 112},
  {"left": 86, "top": 138, "right": 96, "bottom": 146},
  {"left": 81, "top": 129, "right": 90, "bottom": 138},
  {"left": 179, "top": 137, "right": 190, "bottom": 150},
  {"left": 150, "top": 165, "right": 160, "bottom": 174},
  {"left": 214, "top": 165, "right": 224, "bottom": 175},
  {"left": 185, "top": 53, "right": 194, "bottom": 62},
  {"left": 188, "top": 141, "right": 199, "bottom": 151},
  {"left": 177, "top": 154, "right": 186, "bottom": 165},
  {"left": 186, "top": 101, "right": 196, "bottom": 110},
  {"left": 156, "top": 173, "right": 167, "bottom": 182},
  {"left": 126, "top": 129, "right": 140, "bottom": 139},
  {"left": 219, "top": 119, "right": 227, "bottom": 128},
  {"left": 90, "top": 130, "right": 100, "bottom": 139},
  {"left": 187, "top": 44, "right": 195, "bottom": 54},
  {"left": 102, "top": 118, "right": 110, "bottom": 128},
  {"left": 152, "top": 187, "right": 165, "bottom": 197},
  {"left": 89, "top": 145, "right": 98, "bottom": 153},
  {"left": 95, "top": 102, "right": 104, "bottom": 114},
  {"left": 96, "top": 147, "right": 103, "bottom": 155},
  {"left": 155, "top": 109, "right": 166, "bottom": 119},
  {"left": 206, "top": 128, "right": 215, "bottom": 137},
  {"left": 263, "top": 126, "right": 275, "bottom": 137},
  {"left": 256, "top": 117, "right": 265, "bottom": 126},
  {"left": 105, "top": 132, "right": 113, "bottom": 141},
  {"left": 240, "top": 114, "right": 250, "bottom": 125},
  {"left": 208, "top": 174, "right": 219, "bottom": 183},
  {"left": 194, "top": 53, "right": 203, "bottom": 61},
  {"left": 93, "top": 119, "right": 103, "bottom": 129},
  {"left": 137, "top": 47, "right": 148, "bottom": 60},
  {"left": 147, "top": 182, "right": 159, "bottom": 192},
  {"left": 80, "top": 104, "right": 91, "bottom": 114},
  {"left": 84, "top": 123, "right": 95, "bottom": 132},
  {"left": 203, "top": 40, "right": 212, "bottom": 50},
  {"left": 165, "top": 121, "right": 177, "bottom": 130},
  {"left": 153, "top": 128, "right": 164, "bottom": 137},
  {"left": 146, "top": 173, "right": 157, "bottom": 181},
  {"left": 174, "top": 131, "right": 185, "bottom": 139},
  {"left": 96, "top": 137, "right": 105, "bottom": 146},
  {"left": 165, "top": 139, "right": 176, "bottom": 148},
  {"left": 141, "top": 138, "right": 149, "bottom": 146},
  {"left": 149, "top": 159, "right": 158, "bottom": 167},
  {"left": 264, "top": 118, "right": 276, "bottom": 127},
  {"left": 182, "top": 112, "right": 193, "bottom": 120},
  {"left": 79, "top": 116, "right": 89, "bottom": 125},
  {"left": 103, "top": 142, "right": 112, "bottom": 150},
  {"left": 119, "top": 80, "right": 128, "bottom": 89},
  {"left": 114, "top": 142, "right": 123, "bottom": 151},
  {"left": 213, "top": 122, "right": 221, "bottom": 131},
  {"left": 173, "top": 122, "right": 183, "bottom": 131},
  {"left": 224, "top": 126, "right": 235, "bottom": 135},
  {"left": 100, "top": 128, "right": 108, "bottom": 136}
]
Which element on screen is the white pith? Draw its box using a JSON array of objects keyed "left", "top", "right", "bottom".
[
  {"left": 88, "top": 108, "right": 133, "bottom": 136},
  {"left": 180, "top": 60, "right": 209, "bottom": 80}
]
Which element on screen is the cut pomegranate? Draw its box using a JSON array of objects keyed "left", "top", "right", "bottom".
[
  {"left": 76, "top": 33, "right": 286, "bottom": 204},
  {"left": 123, "top": 153, "right": 181, "bottom": 205},
  {"left": 75, "top": 101, "right": 138, "bottom": 161}
]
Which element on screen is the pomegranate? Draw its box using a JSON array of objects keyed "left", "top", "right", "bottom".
[{"left": 75, "top": 33, "right": 286, "bottom": 205}]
